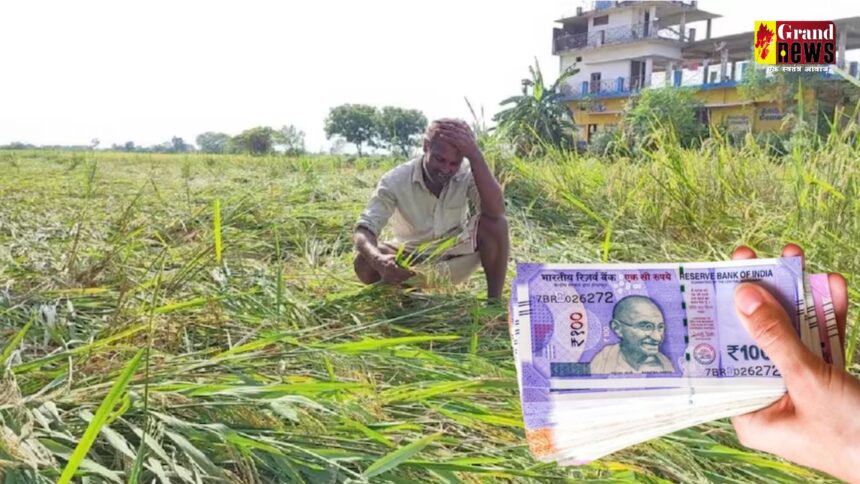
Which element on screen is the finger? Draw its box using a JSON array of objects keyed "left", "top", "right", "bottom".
[
  {"left": 734, "top": 283, "right": 823, "bottom": 387},
  {"left": 439, "top": 122, "right": 472, "bottom": 137},
  {"left": 827, "top": 272, "right": 848, "bottom": 344},
  {"left": 781, "top": 243, "right": 803, "bottom": 258},
  {"left": 781, "top": 243, "right": 804, "bottom": 270},
  {"left": 438, "top": 127, "right": 469, "bottom": 140},
  {"left": 438, "top": 118, "right": 468, "bottom": 129},
  {"left": 732, "top": 245, "right": 757, "bottom": 260},
  {"left": 435, "top": 130, "right": 463, "bottom": 142}
]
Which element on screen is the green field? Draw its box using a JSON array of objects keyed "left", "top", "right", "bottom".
[{"left": 1, "top": 133, "right": 858, "bottom": 482}]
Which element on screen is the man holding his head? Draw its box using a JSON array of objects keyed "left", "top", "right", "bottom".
[{"left": 352, "top": 119, "right": 509, "bottom": 300}]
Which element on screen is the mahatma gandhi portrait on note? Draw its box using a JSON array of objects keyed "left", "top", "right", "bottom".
[{"left": 591, "top": 295, "right": 675, "bottom": 374}]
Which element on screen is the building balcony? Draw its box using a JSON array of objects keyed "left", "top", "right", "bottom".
[
  {"left": 560, "top": 77, "right": 646, "bottom": 100},
  {"left": 553, "top": 21, "right": 681, "bottom": 54}
]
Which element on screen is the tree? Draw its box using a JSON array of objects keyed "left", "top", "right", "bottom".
[
  {"left": 90, "top": 138, "right": 100, "bottom": 150},
  {"left": 621, "top": 87, "right": 706, "bottom": 149},
  {"left": 150, "top": 141, "right": 174, "bottom": 153},
  {"left": 376, "top": 107, "right": 427, "bottom": 156},
  {"left": 124, "top": 141, "right": 136, "bottom": 152},
  {"left": 171, "top": 136, "right": 191, "bottom": 153},
  {"left": 329, "top": 138, "right": 347, "bottom": 155},
  {"left": 232, "top": 126, "right": 276, "bottom": 155},
  {"left": 273, "top": 125, "right": 306, "bottom": 156},
  {"left": 196, "top": 132, "right": 231, "bottom": 154},
  {"left": 493, "top": 59, "right": 578, "bottom": 156},
  {"left": 324, "top": 104, "right": 377, "bottom": 156}
]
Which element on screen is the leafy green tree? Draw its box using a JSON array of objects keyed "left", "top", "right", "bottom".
[
  {"left": 171, "top": 137, "right": 191, "bottom": 153},
  {"left": 375, "top": 107, "right": 427, "bottom": 156},
  {"left": 621, "top": 87, "right": 706, "bottom": 149},
  {"left": 273, "top": 125, "right": 306, "bottom": 156},
  {"left": 493, "top": 59, "right": 578, "bottom": 156},
  {"left": 324, "top": 104, "right": 377, "bottom": 156},
  {"left": 196, "top": 132, "right": 232, "bottom": 154},
  {"left": 232, "top": 126, "right": 276, "bottom": 155}
]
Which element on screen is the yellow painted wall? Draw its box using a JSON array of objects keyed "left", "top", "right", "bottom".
[{"left": 568, "top": 85, "right": 818, "bottom": 139}]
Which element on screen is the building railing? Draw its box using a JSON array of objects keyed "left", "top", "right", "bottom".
[
  {"left": 591, "top": 1, "right": 696, "bottom": 11},
  {"left": 560, "top": 76, "right": 646, "bottom": 98},
  {"left": 559, "top": 67, "right": 860, "bottom": 101},
  {"left": 553, "top": 21, "right": 679, "bottom": 53}
]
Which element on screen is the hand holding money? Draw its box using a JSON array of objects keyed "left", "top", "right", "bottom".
[
  {"left": 509, "top": 244, "right": 857, "bottom": 479},
  {"left": 730, "top": 245, "right": 860, "bottom": 484}
]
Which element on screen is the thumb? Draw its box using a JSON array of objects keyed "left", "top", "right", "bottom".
[{"left": 734, "top": 283, "right": 822, "bottom": 387}]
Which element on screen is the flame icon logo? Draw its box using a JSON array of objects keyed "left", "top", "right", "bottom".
[{"left": 754, "top": 21, "right": 777, "bottom": 64}]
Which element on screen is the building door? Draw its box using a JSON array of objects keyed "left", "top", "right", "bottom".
[
  {"left": 643, "top": 11, "right": 650, "bottom": 37},
  {"left": 590, "top": 72, "right": 602, "bottom": 94},
  {"left": 630, "top": 61, "right": 645, "bottom": 91},
  {"left": 587, "top": 124, "right": 598, "bottom": 143}
]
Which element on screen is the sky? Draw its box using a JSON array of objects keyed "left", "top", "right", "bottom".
[{"left": 1, "top": 0, "right": 858, "bottom": 152}]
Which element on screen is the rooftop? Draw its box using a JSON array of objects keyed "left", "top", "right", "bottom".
[
  {"left": 556, "top": 1, "right": 720, "bottom": 28},
  {"left": 681, "top": 16, "right": 860, "bottom": 62}
]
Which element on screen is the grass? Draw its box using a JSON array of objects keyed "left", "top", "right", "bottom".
[{"left": 0, "top": 130, "right": 857, "bottom": 483}]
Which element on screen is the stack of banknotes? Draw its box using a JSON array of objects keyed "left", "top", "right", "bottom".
[{"left": 508, "top": 257, "right": 845, "bottom": 464}]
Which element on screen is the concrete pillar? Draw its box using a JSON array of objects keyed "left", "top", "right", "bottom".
[
  {"left": 702, "top": 59, "right": 710, "bottom": 84},
  {"left": 838, "top": 28, "right": 847, "bottom": 68},
  {"left": 666, "top": 62, "right": 676, "bottom": 86},
  {"left": 644, "top": 57, "right": 654, "bottom": 87},
  {"left": 720, "top": 48, "right": 729, "bottom": 82},
  {"left": 679, "top": 12, "right": 686, "bottom": 42},
  {"left": 706, "top": 19, "right": 712, "bottom": 39},
  {"left": 649, "top": 5, "right": 657, "bottom": 37},
  {"left": 730, "top": 61, "right": 736, "bottom": 81}
]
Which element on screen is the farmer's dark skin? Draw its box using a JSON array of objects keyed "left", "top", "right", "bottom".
[{"left": 353, "top": 120, "right": 509, "bottom": 300}]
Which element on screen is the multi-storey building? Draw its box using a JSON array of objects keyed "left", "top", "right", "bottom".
[{"left": 553, "top": 1, "right": 860, "bottom": 142}]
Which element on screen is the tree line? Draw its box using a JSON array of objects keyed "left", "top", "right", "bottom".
[
  {"left": 324, "top": 105, "right": 427, "bottom": 157},
  {"left": 195, "top": 103, "right": 428, "bottom": 156},
  {"left": 0, "top": 104, "right": 428, "bottom": 157},
  {"left": 196, "top": 125, "right": 306, "bottom": 155}
]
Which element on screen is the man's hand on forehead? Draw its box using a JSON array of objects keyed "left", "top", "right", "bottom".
[
  {"left": 437, "top": 120, "right": 473, "bottom": 135},
  {"left": 429, "top": 119, "right": 473, "bottom": 137},
  {"left": 425, "top": 118, "right": 481, "bottom": 161}
]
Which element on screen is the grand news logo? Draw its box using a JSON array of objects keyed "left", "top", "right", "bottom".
[{"left": 754, "top": 21, "right": 836, "bottom": 65}]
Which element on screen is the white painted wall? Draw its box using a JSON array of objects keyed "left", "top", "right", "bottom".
[
  {"left": 590, "top": 8, "right": 633, "bottom": 32},
  {"left": 557, "top": 5, "right": 689, "bottom": 93},
  {"left": 561, "top": 41, "right": 683, "bottom": 90},
  {"left": 584, "top": 60, "right": 630, "bottom": 84}
]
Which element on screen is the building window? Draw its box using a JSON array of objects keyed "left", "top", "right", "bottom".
[
  {"left": 593, "top": 15, "right": 609, "bottom": 26},
  {"left": 590, "top": 72, "right": 602, "bottom": 94},
  {"left": 576, "top": 56, "right": 582, "bottom": 62}
]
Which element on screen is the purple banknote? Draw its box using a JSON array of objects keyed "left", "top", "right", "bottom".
[{"left": 511, "top": 257, "right": 804, "bottom": 394}]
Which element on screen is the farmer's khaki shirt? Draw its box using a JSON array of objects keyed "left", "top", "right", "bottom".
[{"left": 356, "top": 157, "right": 480, "bottom": 248}]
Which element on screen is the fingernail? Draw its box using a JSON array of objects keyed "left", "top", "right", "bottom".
[{"left": 735, "top": 284, "right": 764, "bottom": 316}]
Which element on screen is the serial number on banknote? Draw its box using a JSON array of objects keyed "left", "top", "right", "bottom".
[
  {"left": 705, "top": 365, "right": 781, "bottom": 377},
  {"left": 535, "top": 292, "right": 615, "bottom": 304}
]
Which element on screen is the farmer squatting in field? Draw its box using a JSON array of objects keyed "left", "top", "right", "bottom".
[{"left": 353, "top": 119, "right": 509, "bottom": 300}]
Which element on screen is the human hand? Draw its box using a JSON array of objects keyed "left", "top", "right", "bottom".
[
  {"left": 433, "top": 119, "right": 481, "bottom": 161},
  {"left": 372, "top": 253, "right": 415, "bottom": 284},
  {"left": 730, "top": 243, "right": 859, "bottom": 482}
]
